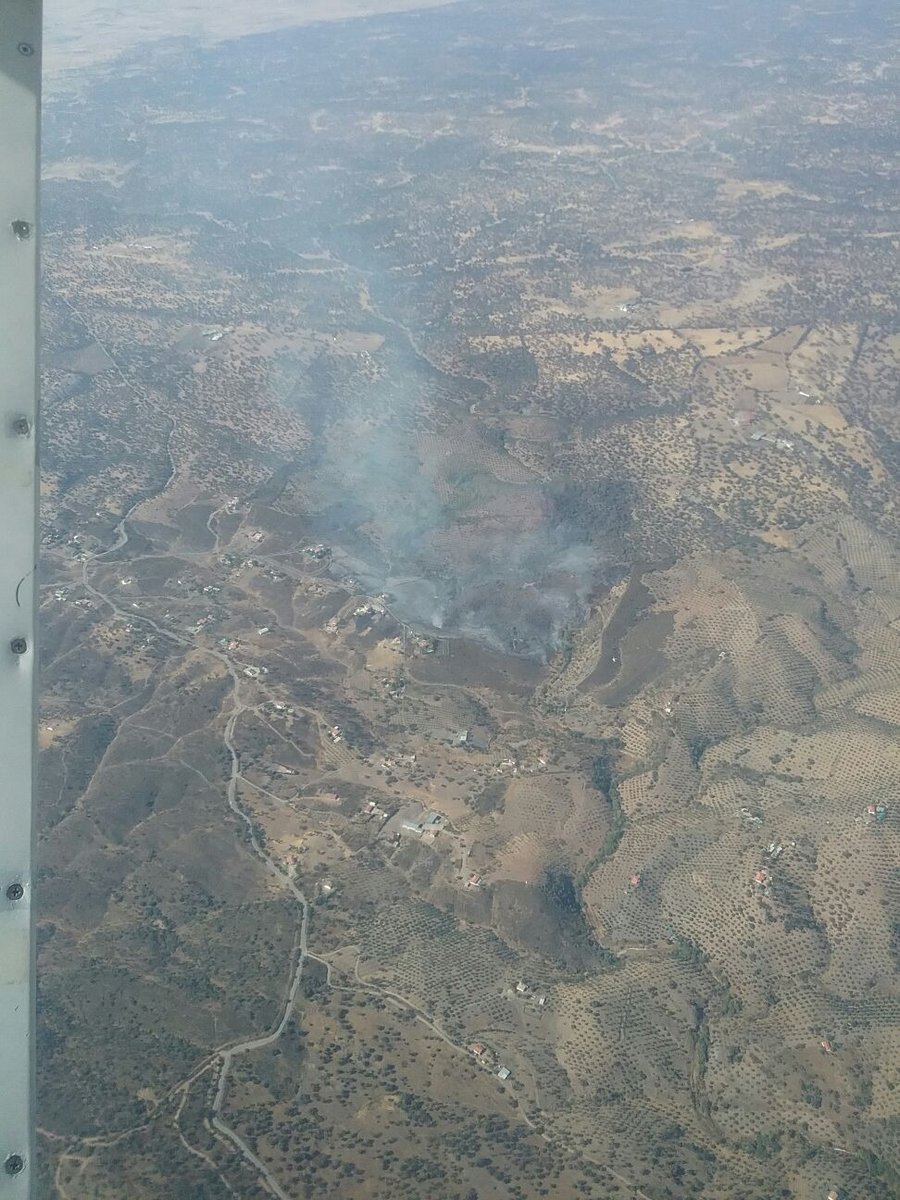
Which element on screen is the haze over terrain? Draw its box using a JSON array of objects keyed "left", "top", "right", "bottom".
[
  {"left": 43, "top": 0, "right": 459, "bottom": 76},
  {"left": 36, "top": 1, "right": 900, "bottom": 1198}
]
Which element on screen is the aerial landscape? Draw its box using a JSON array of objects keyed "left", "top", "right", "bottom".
[{"left": 36, "top": 1, "right": 900, "bottom": 1197}]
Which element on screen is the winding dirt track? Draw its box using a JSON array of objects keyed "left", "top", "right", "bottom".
[{"left": 41, "top": 272, "right": 655, "bottom": 1200}]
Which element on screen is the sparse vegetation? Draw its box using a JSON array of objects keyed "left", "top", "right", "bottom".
[
  {"left": 37, "top": 2, "right": 900, "bottom": 1198},
  {"left": 673, "top": 937, "right": 708, "bottom": 967}
]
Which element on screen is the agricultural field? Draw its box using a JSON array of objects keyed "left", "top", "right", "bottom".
[{"left": 36, "top": 0, "right": 900, "bottom": 1198}]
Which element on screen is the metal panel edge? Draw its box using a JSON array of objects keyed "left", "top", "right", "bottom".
[{"left": 0, "top": 3, "right": 41, "bottom": 1197}]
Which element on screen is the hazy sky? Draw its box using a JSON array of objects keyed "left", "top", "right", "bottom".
[{"left": 43, "top": 0, "right": 457, "bottom": 75}]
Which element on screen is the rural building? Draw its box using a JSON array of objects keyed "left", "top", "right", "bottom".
[{"left": 386, "top": 804, "right": 445, "bottom": 840}]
